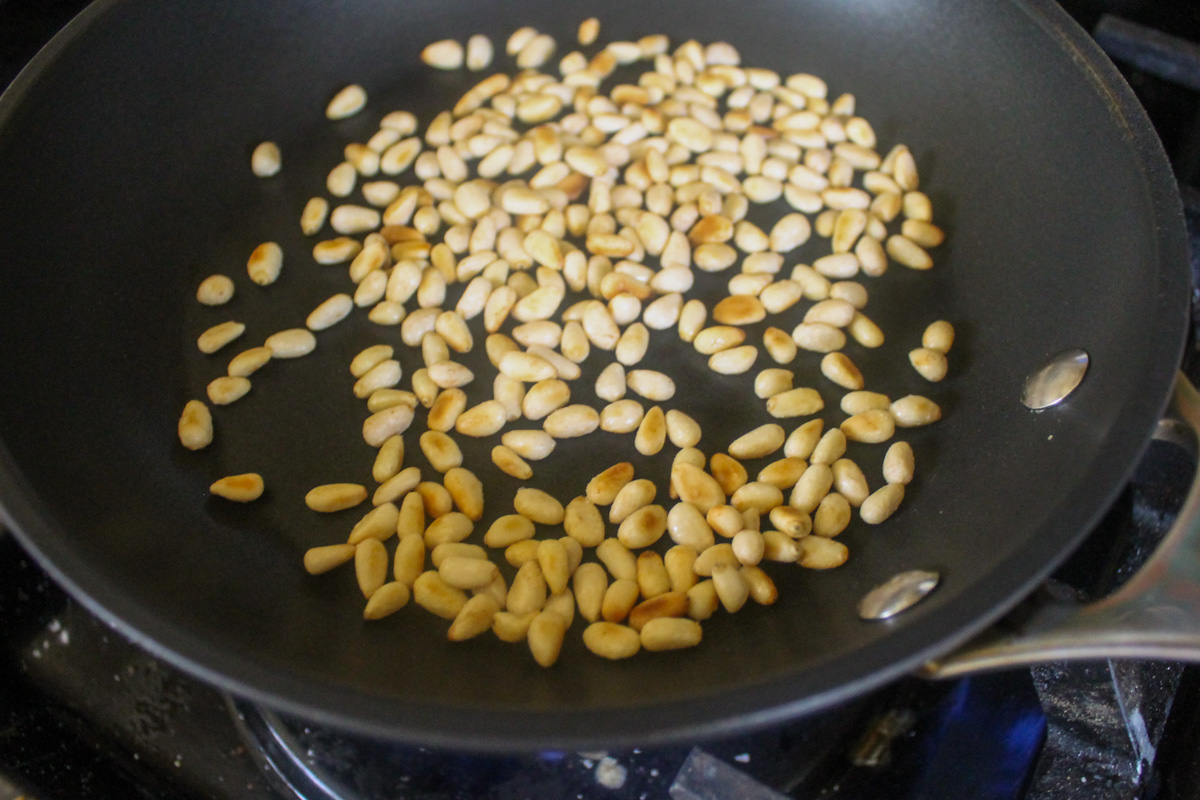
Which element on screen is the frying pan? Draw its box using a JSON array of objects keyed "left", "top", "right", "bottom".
[{"left": 0, "top": 0, "right": 1192, "bottom": 751}]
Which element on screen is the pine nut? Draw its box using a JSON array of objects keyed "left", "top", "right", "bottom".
[
  {"left": 813, "top": 492, "right": 852, "bottom": 538},
  {"left": 355, "top": 539, "right": 389, "bottom": 598},
  {"left": 348, "top": 502, "right": 400, "bottom": 544},
  {"left": 617, "top": 504, "right": 667, "bottom": 549},
  {"left": 522, "top": 379, "right": 570, "bottom": 420},
  {"left": 413, "top": 570, "right": 469, "bottom": 618},
  {"left": 247, "top": 242, "right": 283, "bottom": 285},
  {"left": 393, "top": 531, "right": 426, "bottom": 585},
  {"left": 207, "top": 376, "right": 251, "bottom": 405},
  {"left": 454, "top": 400, "right": 507, "bottom": 437},
  {"left": 363, "top": 403, "right": 414, "bottom": 447},
  {"left": 860, "top": 482, "right": 905, "bottom": 525},
  {"left": 841, "top": 409, "right": 895, "bottom": 444},
  {"left": 424, "top": 512, "right": 474, "bottom": 548},
  {"left": 542, "top": 404, "right": 599, "bottom": 438},
  {"left": 707, "top": 453, "right": 747, "bottom": 496},
  {"left": 672, "top": 463, "right": 726, "bottom": 513},
  {"left": 711, "top": 295, "right": 765, "bottom": 326},
  {"left": 626, "top": 369, "right": 675, "bottom": 401},
  {"left": 304, "top": 543, "right": 356, "bottom": 575},
  {"left": 760, "top": 530, "right": 800, "bottom": 562},
  {"left": 632, "top": 405, "right": 665, "bottom": 455},
  {"left": 922, "top": 320, "right": 955, "bottom": 353},
  {"left": 305, "top": 483, "right": 367, "bottom": 513},
  {"left": 662, "top": 409, "right": 700, "bottom": 448},
  {"left": 427, "top": 388, "right": 467, "bottom": 432},
  {"left": 177, "top": 400, "right": 213, "bottom": 450},
  {"left": 891, "top": 395, "right": 942, "bottom": 427},
  {"left": 754, "top": 369, "right": 793, "bottom": 399},
  {"left": 421, "top": 39, "right": 464, "bottom": 70},
  {"left": 370, "top": 435, "right": 405, "bottom": 484},
  {"left": 492, "top": 610, "right": 536, "bottom": 642},
  {"left": 512, "top": 487, "right": 564, "bottom": 525},
  {"left": 909, "top": 347, "right": 949, "bottom": 382},
  {"left": 196, "top": 274, "right": 234, "bottom": 305},
  {"left": 879, "top": 443, "right": 915, "bottom": 487},
  {"left": 887, "top": 234, "right": 933, "bottom": 270},
  {"left": 326, "top": 84, "right": 367, "bottom": 119},
  {"left": 264, "top": 328, "right": 315, "bottom": 359},
  {"left": 765, "top": 387, "right": 824, "bottom": 418},
  {"left": 446, "top": 594, "right": 500, "bottom": 641},
  {"left": 640, "top": 616, "right": 703, "bottom": 651},
  {"left": 728, "top": 423, "right": 785, "bottom": 460},
  {"left": 491, "top": 444, "right": 533, "bottom": 480},
  {"left": 584, "top": 462, "right": 633, "bottom": 506},
  {"left": 417, "top": 481, "right": 454, "bottom": 518},
  {"left": 600, "top": 399, "right": 645, "bottom": 434},
  {"left": 313, "top": 237, "right": 361, "bottom": 265},
  {"left": 821, "top": 352, "right": 864, "bottom": 390},
  {"left": 438, "top": 555, "right": 498, "bottom": 591},
  {"left": 757, "top": 457, "right": 808, "bottom": 490},
  {"left": 729, "top": 481, "right": 783, "bottom": 515},
  {"left": 442, "top": 467, "right": 483, "bottom": 521},
  {"left": 601, "top": 578, "right": 640, "bottom": 622},
  {"left": 792, "top": 322, "right": 846, "bottom": 353},
  {"left": 848, "top": 313, "right": 885, "bottom": 348},
  {"left": 768, "top": 505, "right": 812, "bottom": 538},
  {"left": 582, "top": 622, "right": 640, "bottom": 660}
]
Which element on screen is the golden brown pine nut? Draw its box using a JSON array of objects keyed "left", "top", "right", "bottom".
[
  {"left": 444, "top": 467, "right": 483, "bottom": 521},
  {"left": 768, "top": 505, "right": 812, "bottom": 537},
  {"left": 393, "top": 532, "right": 426, "bottom": 586},
  {"left": 373, "top": 466, "right": 421, "bottom": 507},
  {"left": 424, "top": 512, "right": 474, "bottom": 547},
  {"left": 206, "top": 376, "right": 250, "bottom": 405},
  {"left": 601, "top": 578, "right": 640, "bottom": 622},
  {"left": 348, "top": 502, "right": 400, "bottom": 544},
  {"left": 728, "top": 423, "right": 785, "bottom": 459},
  {"left": 502, "top": 429, "right": 557, "bottom": 461},
  {"left": 841, "top": 409, "right": 895, "bottom": 444},
  {"left": 447, "top": 594, "right": 500, "bottom": 641},
  {"left": 583, "top": 622, "right": 641, "bottom": 659},
  {"left": 413, "top": 570, "right": 469, "bottom": 618},
  {"left": 304, "top": 543, "right": 356, "bottom": 575},
  {"left": 355, "top": 539, "right": 389, "bottom": 598},
  {"left": 177, "top": 400, "right": 213, "bottom": 450},
  {"left": 210, "top": 473, "right": 263, "bottom": 502},
  {"left": 363, "top": 404, "right": 415, "bottom": 447}
]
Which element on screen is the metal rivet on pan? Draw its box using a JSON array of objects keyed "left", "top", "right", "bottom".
[
  {"left": 1021, "top": 348, "right": 1089, "bottom": 410},
  {"left": 857, "top": 570, "right": 940, "bottom": 621}
]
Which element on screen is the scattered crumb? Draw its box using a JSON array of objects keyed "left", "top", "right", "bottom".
[
  {"left": 595, "top": 756, "right": 627, "bottom": 790},
  {"left": 734, "top": 753, "right": 751, "bottom": 763}
]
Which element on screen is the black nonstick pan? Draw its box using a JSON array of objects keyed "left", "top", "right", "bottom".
[{"left": 0, "top": 0, "right": 1192, "bottom": 751}]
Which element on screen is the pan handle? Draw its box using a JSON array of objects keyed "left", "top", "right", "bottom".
[{"left": 923, "top": 371, "right": 1200, "bottom": 679}]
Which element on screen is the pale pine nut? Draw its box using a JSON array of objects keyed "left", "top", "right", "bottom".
[
  {"left": 706, "top": 345, "right": 757, "bottom": 375},
  {"left": 812, "top": 253, "right": 859, "bottom": 279},
  {"left": 411, "top": 369, "right": 438, "bottom": 407},
  {"left": 305, "top": 483, "right": 367, "bottom": 513},
  {"left": 543, "top": 404, "right": 600, "bottom": 438},
  {"left": 728, "top": 423, "right": 785, "bottom": 460},
  {"left": 372, "top": 435, "right": 405, "bottom": 484},
  {"left": 537, "top": 539, "right": 571, "bottom": 595},
  {"left": 729, "top": 481, "right": 783, "bottom": 514},
  {"left": 827, "top": 458, "right": 867, "bottom": 507},
  {"left": 492, "top": 610, "right": 536, "bottom": 642},
  {"left": 439, "top": 556, "right": 498, "bottom": 591},
  {"left": 426, "top": 361, "right": 474, "bottom": 389},
  {"left": 393, "top": 531, "right": 426, "bottom": 585},
  {"left": 492, "top": 445, "right": 533, "bottom": 479},
  {"left": 791, "top": 463, "right": 833, "bottom": 514},
  {"left": 848, "top": 313, "right": 885, "bottom": 348},
  {"left": 626, "top": 369, "right": 675, "bottom": 401},
  {"left": 805, "top": 299, "right": 857, "bottom": 328},
  {"left": 792, "top": 322, "right": 846, "bottom": 353},
  {"left": 643, "top": 292, "right": 683, "bottom": 330},
  {"left": 247, "top": 242, "right": 283, "bottom": 286},
  {"left": 413, "top": 570, "right": 469, "bottom": 618},
  {"left": 422, "top": 39, "right": 464, "bottom": 69},
  {"left": 354, "top": 539, "right": 389, "bottom": 598},
  {"left": 207, "top": 376, "right": 250, "bottom": 405},
  {"left": 754, "top": 368, "right": 793, "bottom": 399},
  {"left": 887, "top": 235, "right": 933, "bottom": 270},
  {"left": 197, "top": 320, "right": 246, "bottom": 355},
  {"left": 304, "top": 543, "right": 356, "bottom": 575},
  {"left": 884, "top": 442, "right": 915, "bottom": 485},
  {"left": 821, "top": 352, "right": 864, "bottom": 390},
  {"left": 667, "top": 503, "right": 716, "bottom": 552},
  {"left": 891, "top": 395, "right": 942, "bottom": 427},
  {"left": 196, "top": 274, "right": 234, "bottom": 306},
  {"left": 177, "top": 400, "right": 213, "bottom": 450},
  {"left": 861, "top": 483, "right": 905, "bottom": 525},
  {"left": 600, "top": 399, "right": 646, "bottom": 434},
  {"left": 326, "top": 84, "right": 367, "bottom": 119},
  {"left": 501, "top": 429, "right": 557, "bottom": 460},
  {"left": 508, "top": 561, "right": 548, "bottom": 615},
  {"left": 903, "top": 190, "right": 933, "bottom": 221},
  {"left": 363, "top": 404, "right": 414, "bottom": 447},
  {"left": 640, "top": 616, "right": 703, "bottom": 651},
  {"left": 326, "top": 162, "right": 357, "bottom": 197},
  {"left": 664, "top": 409, "right": 701, "bottom": 448},
  {"left": 512, "top": 487, "right": 564, "bottom": 525},
  {"left": 264, "top": 328, "right": 316, "bottom": 359},
  {"left": 730, "top": 528, "right": 765, "bottom": 566},
  {"left": 782, "top": 419, "right": 822, "bottom": 460},
  {"left": 447, "top": 594, "right": 500, "bottom": 641},
  {"left": 760, "top": 530, "right": 800, "bottom": 562},
  {"left": 609, "top": 478, "right": 657, "bottom": 525},
  {"left": 615, "top": 322, "right": 650, "bottom": 365},
  {"left": 313, "top": 237, "right": 362, "bottom": 265},
  {"left": 595, "top": 362, "right": 627, "bottom": 402},
  {"left": 348, "top": 502, "right": 400, "bottom": 545},
  {"left": 678, "top": 298, "right": 707, "bottom": 342},
  {"left": 632, "top": 405, "right": 665, "bottom": 455},
  {"left": 922, "top": 320, "right": 955, "bottom": 353},
  {"left": 303, "top": 293, "right": 352, "bottom": 332},
  {"left": 760, "top": 281, "right": 804, "bottom": 315},
  {"left": 349, "top": 344, "right": 393, "bottom": 378},
  {"left": 798, "top": 536, "right": 849, "bottom": 569},
  {"left": 694, "top": 325, "right": 746, "bottom": 355},
  {"left": 813, "top": 492, "right": 852, "bottom": 538},
  {"left": 520, "top": 378, "right": 569, "bottom": 420},
  {"left": 583, "top": 622, "right": 641, "bottom": 660},
  {"left": 909, "top": 347, "right": 949, "bottom": 382},
  {"left": 573, "top": 563, "right": 609, "bottom": 624},
  {"left": 465, "top": 35, "right": 493, "bottom": 71},
  {"left": 841, "top": 409, "right": 896, "bottom": 444}
]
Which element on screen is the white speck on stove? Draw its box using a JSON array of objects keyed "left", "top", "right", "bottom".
[
  {"left": 735, "top": 753, "right": 751, "bottom": 763},
  {"left": 595, "top": 756, "right": 627, "bottom": 790}
]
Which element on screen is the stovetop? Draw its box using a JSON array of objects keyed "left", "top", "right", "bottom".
[{"left": 5, "top": 2, "right": 1200, "bottom": 799}]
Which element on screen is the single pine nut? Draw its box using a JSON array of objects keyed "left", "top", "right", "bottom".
[
  {"left": 371, "top": 435, "right": 405, "bottom": 484},
  {"left": 522, "top": 379, "right": 571, "bottom": 420},
  {"left": 757, "top": 457, "right": 808, "bottom": 490},
  {"left": 363, "top": 403, "right": 415, "bottom": 447},
  {"left": 632, "top": 405, "right": 665, "bottom": 455},
  {"left": 264, "top": 328, "right": 316, "bottom": 359},
  {"left": 884, "top": 442, "right": 915, "bottom": 485},
  {"left": 754, "top": 368, "right": 793, "bottom": 399},
  {"left": 491, "top": 610, "right": 536, "bottom": 642},
  {"left": 601, "top": 578, "right": 640, "bottom": 622},
  {"left": 792, "top": 322, "right": 846, "bottom": 353},
  {"left": 728, "top": 423, "right": 785, "bottom": 460},
  {"left": 544, "top": 404, "right": 600, "bottom": 438},
  {"left": 813, "top": 492, "right": 852, "bottom": 537},
  {"left": 791, "top": 463, "right": 834, "bottom": 514},
  {"left": 210, "top": 473, "right": 263, "bottom": 502},
  {"left": 439, "top": 556, "right": 498, "bottom": 591},
  {"left": 177, "top": 400, "right": 213, "bottom": 450},
  {"left": 663, "top": 409, "right": 701, "bottom": 448},
  {"left": 583, "top": 622, "right": 641, "bottom": 660},
  {"left": 686, "top": 580, "right": 720, "bottom": 621},
  {"left": 206, "top": 376, "right": 251, "bottom": 405},
  {"left": 305, "top": 483, "right": 367, "bottom": 513},
  {"left": 711, "top": 295, "right": 766, "bottom": 326},
  {"left": 313, "top": 236, "right": 362, "bottom": 265},
  {"left": 453, "top": 400, "right": 507, "bottom": 438},
  {"left": 765, "top": 387, "right": 824, "bottom": 418},
  {"left": 667, "top": 502, "right": 716, "bottom": 552},
  {"left": 617, "top": 505, "right": 667, "bottom": 549},
  {"left": 768, "top": 506, "right": 812, "bottom": 537},
  {"left": 626, "top": 369, "right": 675, "bottom": 401},
  {"left": 841, "top": 409, "right": 895, "bottom": 444},
  {"left": 761, "top": 530, "right": 801, "bottom": 562},
  {"left": 891, "top": 395, "right": 942, "bottom": 427},
  {"left": 821, "top": 352, "right": 864, "bottom": 390},
  {"left": 672, "top": 463, "right": 726, "bottom": 513},
  {"left": 887, "top": 235, "right": 933, "bottom": 270},
  {"left": 729, "top": 481, "right": 783, "bottom": 515},
  {"left": 443, "top": 467, "right": 483, "bottom": 521},
  {"left": 304, "top": 543, "right": 356, "bottom": 575},
  {"left": 446, "top": 594, "right": 500, "bottom": 641},
  {"left": 513, "top": 487, "right": 564, "bottom": 525},
  {"left": 841, "top": 391, "right": 891, "bottom": 415},
  {"left": 909, "top": 347, "right": 949, "bottom": 382},
  {"left": 782, "top": 419, "right": 822, "bottom": 460},
  {"left": 585, "top": 462, "right": 634, "bottom": 507},
  {"left": 707, "top": 453, "right": 747, "bottom": 496},
  {"left": 641, "top": 616, "right": 703, "bottom": 651},
  {"left": 419, "top": 431, "right": 462, "bottom": 473},
  {"left": 413, "top": 570, "right": 469, "bottom": 618},
  {"left": 348, "top": 502, "right": 400, "bottom": 545},
  {"left": 326, "top": 84, "right": 367, "bottom": 119},
  {"left": 465, "top": 34, "right": 493, "bottom": 71},
  {"left": 427, "top": 388, "right": 467, "bottom": 432},
  {"left": 424, "top": 512, "right": 474, "bottom": 548},
  {"left": 922, "top": 320, "right": 955, "bottom": 353},
  {"left": 501, "top": 429, "right": 556, "bottom": 461},
  {"left": 353, "top": 539, "right": 389, "bottom": 598},
  {"left": 492, "top": 445, "right": 533, "bottom": 480},
  {"left": 392, "top": 531, "right": 426, "bottom": 585},
  {"left": 795, "top": 536, "right": 848, "bottom": 570},
  {"left": 247, "top": 242, "right": 283, "bottom": 286},
  {"left": 628, "top": 590, "right": 687, "bottom": 631},
  {"left": 595, "top": 362, "right": 627, "bottom": 402},
  {"left": 421, "top": 39, "right": 464, "bottom": 69},
  {"left": 196, "top": 274, "right": 234, "bottom": 305},
  {"left": 600, "top": 399, "right": 646, "bottom": 434},
  {"left": 860, "top": 482, "right": 905, "bottom": 525}
]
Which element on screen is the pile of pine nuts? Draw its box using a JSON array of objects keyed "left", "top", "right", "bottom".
[{"left": 180, "top": 18, "right": 953, "bottom": 666}]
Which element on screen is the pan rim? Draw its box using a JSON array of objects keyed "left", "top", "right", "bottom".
[{"left": 0, "top": 0, "right": 1190, "bottom": 751}]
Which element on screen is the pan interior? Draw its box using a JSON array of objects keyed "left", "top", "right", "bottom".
[{"left": 0, "top": 0, "right": 1186, "bottom": 745}]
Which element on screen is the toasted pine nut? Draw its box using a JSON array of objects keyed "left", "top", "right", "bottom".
[
  {"left": 591, "top": 362, "right": 625, "bottom": 403},
  {"left": 326, "top": 84, "right": 367, "bottom": 119},
  {"left": 617, "top": 505, "right": 667, "bottom": 549},
  {"left": 704, "top": 452, "right": 745, "bottom": 497},
  {"left": 581, "top": 621, "right": 639, "bottom": 660},
  {"left": 640, "top": 617, "right": 703, "bottom": 651},
  {"left": 206, "top": 376, "right": 251, "bottom": 405},
  {"left": 443, "top": 467, "right": 483, "bottom": 521},
  {"left": 535, "top": 539, "right": 570, "bottom": 596},
  {"left": 626, "top": 369, "right": 675, "bottom": 401},
  {"left": 765, "top": 387, "right": 824, "bottom": 419},
  {"left": 372, "top": 465, "right": 420, "bottom": 507},
  {"left": 424, "top": 511, "right": 473, "bottom": 548},
  {"left": 728, "top": 423, "right": 785, "bottom": 460},
  {"left": 729, "top": 481, "right": 783, "bottom": 515},
  {"left": 922, "top": 320, "right": 955, "bottom": 353},
  {"left": 522, "top": 378, "right": 571, "bottom": 421},
  {"left": 177, "top": 400, "right": 213, "bottom": 450},
  {"left": 371, "top": 435, "right": 405, "bottom": 485},
  {"left": 305, "top": 483, "right": 367, "bottom": 513},
  {"left": 484, "top": 515, "right": 535, "bottom": 550},
  {"left": 841, "top": 409, "right": 895, "bottom": 444},
  {"left": 820, "top": 352, "right": 864, "bottom": 390},
  {"left": 711, "top": 295, "right": 766, "bottom": 326},
  {"left": 490, "top": 444, "right": 531, "bottom": 479},
  {"left": 632, "top": 405, "right": 665, "bottom": 455},
  {"left": 511, "top": 487, "right": 563, "bottom": 525},
  {"left": 608, "top": 478, "right": 656, "bottom": 525},
  {"left": 196, "top": 274, "right": 234, "bottom": 306},
  {"left": 439, "top": 556, "right": 498, "bottom": 591},
  {"left": 667, "top": 502, "right": 716, "bottom": 552},
  {"left": 419, "top": 431, "right": 462, "bottom": 474},
  {"left": 417, "top": 481, "right": 455, "bottom": 519},
  {"left": 247, "top": 242, "right": 283, "bottom": 286},
  {"left": 671, "top": 463, "right": 726, "bottom": 514},
  {"left": 909, "top": 347, "right": 949, "bottom": 382},
  {"left": 212, "top": 473, "right": 263, "bottom": 503},
  {"left": 891, "top": 395, "right": 942, "bottom": 427},
  {"left": 362, "top": 403, "right": 415, "bottom": 447},
  {"left": 760, "top": 530, "right": 800, "bottom": 562},
  {"left": 601, "top": 578, "right": 640, "bottom": 622},
  {"left": 600, "top": 399, "right": 646, "bottom": 434},
  {"left": 757, "top": 457, "right": 808, "bottom": 490},
  {"left": 840, "top": 391, "right": 890, "bottom": 416},
  {"left": 791, "top": 463, "right": 833, "bottom": 514},
  {"left": 754, "top": 368, "right": 793, "bottom": 399},
  {"left": 664, "top": 409, "right": 701, "bottom": 448},
  {"left": 586, "top": 462, "right": 635, "bottom": 506}
]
